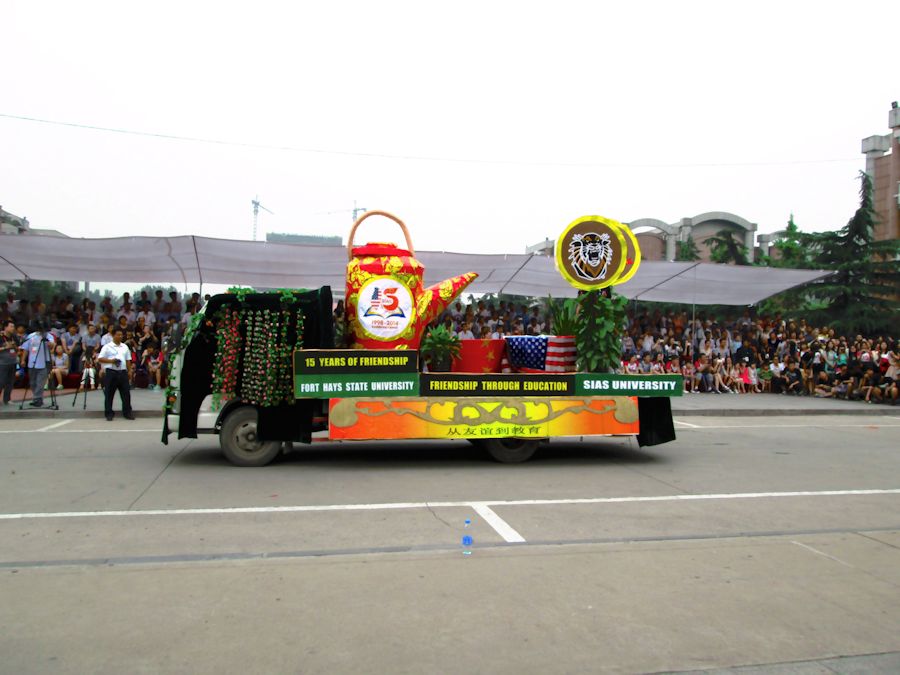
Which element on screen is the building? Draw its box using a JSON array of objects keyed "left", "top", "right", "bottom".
[
  {"left": 527, "top": 212, "right": 759, "bottom": 263},
  {"left": 0, "top": 206, "right": 68, "bottom": 237},
  {"left": 0, "top": 205, "right": 30, "bottom": 234},
  {"left": 861, "top": 102, "right": 900, "bottom": 242},
  {"left": 266, "top": 232, "right": 342, "bottom": 246}
]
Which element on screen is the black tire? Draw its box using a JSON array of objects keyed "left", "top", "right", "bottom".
[
  {"left": 219, "top": 406, "right": 282, "bottom": 467},
  {"left": 477, "top": 438, "right": 540, "bottom": 463}
]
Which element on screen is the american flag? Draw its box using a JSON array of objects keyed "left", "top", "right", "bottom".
[{"left": 504, "top": 336, "right": 577, "bottom": 373}]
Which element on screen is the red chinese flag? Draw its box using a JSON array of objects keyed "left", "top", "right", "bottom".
[{"left": 452, "top": 339, "right": 505, "bottom": 373}]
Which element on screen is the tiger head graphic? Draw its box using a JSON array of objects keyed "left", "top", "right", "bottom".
[{"left": 568, "top": 232, "right": 613, "bottom": 281}]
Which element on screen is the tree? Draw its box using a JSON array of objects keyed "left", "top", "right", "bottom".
[
  {"left": 703, "top": 228, "right": 749, "bottom": 265},
  {"left": 768, "top": 214, "right": 812, "bottom": 269},
  {"left": 806, "top": 172, "right": 900, "bottom": 335},
  {"left": 755, "top": 215, "right": 817, "bottom": 316},
  {"left": 675, "top": 238, "right": 700, "bottom": 262}
]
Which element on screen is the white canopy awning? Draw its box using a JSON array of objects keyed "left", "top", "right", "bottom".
[{"left": 0, "top": 233, "right": 830, "bottom": 306}]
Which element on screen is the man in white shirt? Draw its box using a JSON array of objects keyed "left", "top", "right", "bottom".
[
  {"left": 97, "top": 327, "right": 134, "bottom": 421},
  {"left": 136, "top": 303, "right": 156, "bottom": 328}
]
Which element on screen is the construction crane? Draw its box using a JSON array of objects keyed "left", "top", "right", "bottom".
[
  {"left": 317, "top": 200, "right": 367, "bottom": 224},
  {"left": 251, "top": 196, "right": 273, "bottom": 241}
]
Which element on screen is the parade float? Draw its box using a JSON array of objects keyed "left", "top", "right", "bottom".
[{"left": 162, "top": 211, "right": 679, "bottom": 466}]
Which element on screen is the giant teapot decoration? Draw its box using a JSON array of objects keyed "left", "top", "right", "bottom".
[{"left": 344, "top": 211, "right": 477, "bottom": 350}]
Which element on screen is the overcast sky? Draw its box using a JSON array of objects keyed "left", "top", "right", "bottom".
[{"left": 2, "top": 1, "right": 896, "bottom": 255}]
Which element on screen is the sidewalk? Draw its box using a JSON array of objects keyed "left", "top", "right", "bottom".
[
  {"left": 1, "top": 386, "right": 896, "bottom": 420},
  {"left": 1, "top": 386, "right": 165, "bottom": 419}
]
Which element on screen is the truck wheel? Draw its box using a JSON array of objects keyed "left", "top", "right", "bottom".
[
  {"left": 478, "top": 438, "right": 540, "bottom": 463},
  {"left": 219, "top": 406, "right": 282, "bottom": 467}
]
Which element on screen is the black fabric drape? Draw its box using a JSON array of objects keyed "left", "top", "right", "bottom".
[
  {"left": 637, "top": 396, "right": 676, "bottom": 447},
  {"left": 177, "top": 287, "right": 334, "bottom": 443}
]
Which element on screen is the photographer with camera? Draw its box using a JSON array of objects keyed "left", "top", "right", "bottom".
[
  {"left": 20, "top": 319, "right": 55, "bottom": 407},
  {"left": 0, "top": 320, "right": 20, "bottom": 405},
  {"left": 97, "top": 327, "right": 134, "bottom": 421}
]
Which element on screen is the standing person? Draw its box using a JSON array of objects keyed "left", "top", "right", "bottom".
[
  {"left": 0, "top": 320, "right": 20, "bottom": 404},
  {"left": 20, "top": 320, "right": 55, "bottom": 407},
  {"left": 62, "top": 324, "right": 82, "bottom": 374},
  {"left": 97, "top": 327, "right": 134, "bottom": 421}
]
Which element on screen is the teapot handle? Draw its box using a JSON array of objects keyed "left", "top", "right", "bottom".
[{"left": 347, "top": 210, "right": 415, "bottom": 260}]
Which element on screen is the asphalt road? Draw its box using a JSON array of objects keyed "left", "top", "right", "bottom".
[{"left": 1, "top": 413, "right": 899, "bottom": 674}]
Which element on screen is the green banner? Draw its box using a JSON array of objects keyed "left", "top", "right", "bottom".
[
  {"left": 576, "top": 374, "right": 683, "bottom": 397},
  {"left": 295, "top": 349, "right": 418, "bottom": 375},
  {"left": 295, "top": 372, "right": 420, "bottom": 398},
  {"left": 421, "top": 373, "right": 576, "bottom": 396}
]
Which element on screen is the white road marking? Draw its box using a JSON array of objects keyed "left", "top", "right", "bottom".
[
  {"left": 0, "top": 428, "right": 158, "bottom": 433},
  {"left": 673, "top": 420, "right": 701, "bottom": 428},
  {"left": 34, "top": 420, "right": 73, "bottom": 432},
  {"left": 0, "top": 488, "right": 898, "bottom": 521},
  {"left": 471, "top": 503, "right": 526, "bottom": 543},
  {"left": 792, "top": 540, "right": 854, "bottom": 568}
]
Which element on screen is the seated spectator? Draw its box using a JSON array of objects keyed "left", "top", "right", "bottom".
[
  {"left": 136, "top": 303, "right": 156, "bottom": 328},
  {"left": 741, "top": 359, "right": 760, "bottom": 393},
  {"left": 624, "top": 354, "right": 640, "bottom": 374},
  {"left": 681, "top": 358, "right": 695, "bottom": 393},
  {"left": 665, "top": 356, "right": 681, "bottom": 375},
  {"left": 726, "top": 356, "right": 744, "bottom": 393},
  {"left": 49, "top": 344, "right": 69, "bottom": 390},
  {"left": 694, "top": 354, "right": 714, "bottom": 393},
  {"left": 770, "top": 358, "right": 786, "bottom": 393},
  {"left": 756, "top": 359, "right": 772, "bottom": 393},
  {"left": 856, "top": 369, "right": 882, "bottom": 403},
  {"left": 783, "top": 360, "right": 803, "bottom": 395},
  {"left": 830, "top": 364, "right": 855, "bottom": 400},
  {"left": 143, "top": 345, "right": 165, "bottom": 390}
]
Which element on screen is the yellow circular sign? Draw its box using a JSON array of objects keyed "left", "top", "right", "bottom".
[
  {"left": 613, "top": 220, "right": 642, "bottom": 286},
  {"left": 555, "top": 215, "right": 636, "bottom": 290}
]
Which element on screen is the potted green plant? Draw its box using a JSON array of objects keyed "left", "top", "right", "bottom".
[
  {"left": 420, "top": 324, "right": 462, "bottom": 372},
  {"left": 547, "top": 296, "right": 578, "bottom": 336}
]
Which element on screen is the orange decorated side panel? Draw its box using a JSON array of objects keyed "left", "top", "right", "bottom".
[{"left": 328, "top": 396, "right": 640, "bottom": 441}]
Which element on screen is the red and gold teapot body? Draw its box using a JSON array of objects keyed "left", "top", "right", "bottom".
[{"left": 344, "top": 211, "right": 476, "bottom": 350}]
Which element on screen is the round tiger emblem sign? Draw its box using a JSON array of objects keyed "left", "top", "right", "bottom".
[{"left": 556, "top": 215, "right": 638, "bottom": 290}]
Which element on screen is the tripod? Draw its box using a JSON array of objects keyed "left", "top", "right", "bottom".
[
  {"left": 18, "top": 329, "right": 59, "bottom": 411},
  {"left": 72, "top": 352, "right": 97, "bottom": 410}
]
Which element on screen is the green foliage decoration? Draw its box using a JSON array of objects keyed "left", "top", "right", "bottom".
[
  {"left": 575, "top": 290, "right": 628, "bottom": 373},
  {"left": 546, "top": 295, "right": 579, "bottom": 335},
  {"left": 420, "top": 324, "right": 461, "bottom": 372}
]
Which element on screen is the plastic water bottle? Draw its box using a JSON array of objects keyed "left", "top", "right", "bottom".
[{"left": 462, "top": 518, "right": 473, "bottom": 555}]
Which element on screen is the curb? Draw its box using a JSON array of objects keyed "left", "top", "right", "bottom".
[{"left": 673, "top": 407, "right": 899, "bottom": 417}]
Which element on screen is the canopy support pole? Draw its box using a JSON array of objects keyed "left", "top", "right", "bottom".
[
  {"left": 498, "top": 254, "right": 537, "bottom": 296},
  {"left": 691, "top": 264, "right": 697, "bottom": 351},
  {"left": 191, "top": 236, "right": 203, "bottom": 296},
  {"left": 0, "top": 254, "right": 29, "bottom": 280}
]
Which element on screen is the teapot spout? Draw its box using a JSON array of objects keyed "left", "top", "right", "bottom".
[{"left": 420, "top": 272, "right": 478, "bottom": 326}]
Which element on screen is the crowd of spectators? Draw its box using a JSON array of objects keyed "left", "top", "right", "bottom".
[
  {"left": 3, "top": 291, "right": 897, "bottom": 406},
  {"left": 434, "top": 299, "right": 900, "bottom": 405},
  {"left": 0, "top": 289, "right": 209, "bottom": 401}
]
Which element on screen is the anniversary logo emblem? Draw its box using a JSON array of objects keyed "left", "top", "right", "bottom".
[
  {"left": 356, "top": 276, "right": 415, "bottom": 340},
  {"left": 555, "top": 215, "right": 641, "bottom": 289}
]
